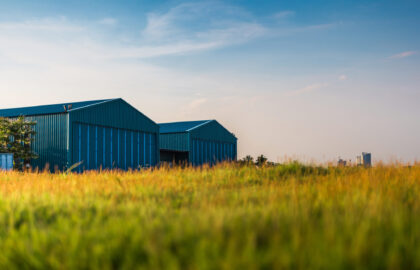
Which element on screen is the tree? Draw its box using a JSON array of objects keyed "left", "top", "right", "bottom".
[
  {"left": 237, "top": 155, "right": 254, "bottom": 166},
  {"left": 0, "top": 116, "right": 37, "bottom": 170},
  {"left": 256, "top": 154, "right": 268, "bottom": 166},
  {"left": 0, "top": 117, "right": 10, "bottom": 153},
  {"left": 242, "top": 155, "right": 254, "bottom": 164}
]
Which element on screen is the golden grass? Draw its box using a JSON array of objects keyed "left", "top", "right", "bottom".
[{"left": 0, "top": 163, "right": 419, "bottom": 269}]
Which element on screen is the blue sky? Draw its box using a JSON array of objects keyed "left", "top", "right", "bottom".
[{"left": 0, "top": 0, "right": 419, "bottom": 162}]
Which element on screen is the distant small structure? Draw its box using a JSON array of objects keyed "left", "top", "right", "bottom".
[
  {"left": 0, "top": 153, "right": 13, "bottom": 171},
  {"left": 356, "top": 153, "right": 372, "bottom": 167},
  {"left": 356, "top": 155, "right": 362, "bottom": 166},
  {"left": 362, "top": 152, "right": 372, "bottom": 167},
  {"left": 337, "top": 158, "right": 347, "bottom": 167}
]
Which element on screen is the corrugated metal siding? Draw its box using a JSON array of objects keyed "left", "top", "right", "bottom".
[
  {"left": 159, "top": 133, "right": 189, "bottom": 152},
  {"left": 188, "top": 120, "right": 237, "bottom": 166},
  {"left": 72, "top": 122, "right": 157, "bottom": 171},
  {"left": 189, "top": 120, "right": 237, "bottom": 143},
  {"left": 190, "top": 139, "right": 236, "bottom": 166},
  {"left": 159, "top": 120, "right": 237, "bottom": 166},
  {"left": 25, "top": 114, "right": 68, "bottom": 170},
  {"left": 69, "top": 99, "right": 159, "bottom": 171},
  {"left": 159, "top": 120, "right": 209, "bottom": 133},
  {"left": 70, "top": 99, "right": 158, "bottom": 133}
]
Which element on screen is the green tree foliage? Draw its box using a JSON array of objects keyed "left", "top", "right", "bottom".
[
  {"left": 256, "top": 154, "right": 268, "bottom": 166},
  {"left": 0, "top": 118, "right": 10, "bottom": 153},
  {"left": 0, "top": 116, "right": 37, "bottom": 170},
  {"left": 238, "top": 154, "right": 274, "bottom": 166},
  {"left": 238, "top": 155, "right": 254, "bottom": 165}
]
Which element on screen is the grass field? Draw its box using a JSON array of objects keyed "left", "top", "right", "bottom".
[{"left": 0, "top": 163, "right": 419, "bottom": 269}]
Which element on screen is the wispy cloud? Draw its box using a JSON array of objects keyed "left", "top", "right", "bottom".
[
  {"left": 187, "top": 98, "right": 208, "bottom": 110},
  {"left": 0, "top": 2, "right": 338, "bottom": 63},
  {"left": 98, "top": 18, "right": 118, "bottom": 26},
  {"left": 273, "top": 11, "right": 295, "bottom": 19},
  {"left": 389, "top": 51, "right": 417, "bottom": 59},
  {"left": 338, "top": 75, "right": 347, "bottom": 81},
  {"left": 140, "top": 2, "right": 266, "bottom": 55},
  {"left": 0, "top": 17, "right": 84, "bottom": 32},
  {"left": 285, "top": 83, "right": 330, "bottom": 96},
  {"left": 138, "top": 2, "right": 335, "bottom": 58},
  {"left": 106, "top": 42, "right": 222, "bottom": 59}
]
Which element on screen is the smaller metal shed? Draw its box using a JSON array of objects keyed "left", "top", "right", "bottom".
[
  {"left": 0, "top": 153, "right": 13, "bottom": 171},
  {"left": 159, "top": 120, "right": 237, "bottom": 166}
]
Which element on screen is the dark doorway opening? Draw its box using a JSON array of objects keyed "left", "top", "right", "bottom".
[{"left": 160, "top": 150, "right": 189, "bottom": 166}]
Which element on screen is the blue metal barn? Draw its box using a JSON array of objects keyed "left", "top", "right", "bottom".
[
  {"left": 159, "top": 120, "right": 237, "bottom": 165},
  {"left": 0, "top": 98, "right": 159, "bottom": 171}
]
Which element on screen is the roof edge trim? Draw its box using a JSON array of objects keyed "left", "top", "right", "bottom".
[
  {"left": 186, "top": 120, "right": 213, "bottom": 132},
  {"left": 68, "top": 98, "right": 118, "bottom": 113},
  {"left": 159, "top": 131, "right": 188, "bottom": 134}
]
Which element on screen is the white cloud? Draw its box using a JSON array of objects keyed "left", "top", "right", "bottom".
[
  {"left": 187, "top": 98, "right": 208, "bottom": 110},
  {"left": 273, "top": 11, "right": 295, "bottom": 19},
  {"left": 142, "top": 12, "right": 173, "bottom": 40},
  {"left": 105, "top": 42, "right": 221, "bottom": 59},
  {"left": 137, "top": 3, "right": 334, "bottom": 58},
  {"left": 98, "top": 18, "right": 117, "bottom": 26},
  {"left": 285, "top": 83, "right": 330, "bottom": 96},
  {"left": 339, "top": 75, "right": 347, "bottom": 81},
  {"left": 389, "top": 51, "right": 417, "bottom": 59},
  {"left": 0, "top": 4, "right": 336, "bottom": 63},
  {"left": 140, "top": 2, "right": 267, "bottom": 54},
  {"left": 0, "top": 17, "right": 84, "bottom": 32}
]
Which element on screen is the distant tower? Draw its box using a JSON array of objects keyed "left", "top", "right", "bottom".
[
  {"left": 362, "top": 152, "right": 372, "bottom": 167},
  {"left": 356, "top": 155, "right": 362, "bottom": 166}
]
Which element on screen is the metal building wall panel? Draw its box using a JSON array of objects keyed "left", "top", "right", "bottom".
[
  {"left": 159, "top": 133, "right": 189, "bottom": 152},
  {"left": 112, "top": 128, "right": 118, "bottom": 169},
  {"left": 81, "top": 124, "right": 88, "bottom": 171},
  {"left": 25, "top": 114, "right": 68, "bottom": 171},
  {"left": 151, "top": 133, "right": 156, "bottom": 166},
  {"left": 139, "top": 132, "right": 144, "bottom": 167},
  {"left": 134, "top": 132, "right": 139, "bottom": 168},
  {"left": 104, "top": 127, "right": 111, "bottom": 169},
  {"left": 188, "top": 121, "right": 237, "bottom": 165},
  {"left": 189, "top": 120, "right": 236, "bottom": 144},
  {"left": 188, "top": 139, "right": 236, "bottom": 166},
  {"left": 69, "top": 98, "right": 160, "bottom": 169},
  {"left": 98, "top": 127, "right": 104, "bottom": 169},
  {"left": 72, "top": 124, "right": 159, "bottom": 171},
  {"left": 117, "top": 129, "right": 122, "bottom": 168},
  {"left": 144, "top": 133, "right": 149, "bottom": 166},
  {"left": 128, "top": 131, "right": 133, "bottom": 169},
  {"left": 70, "top": 99, "right": 158, "bottom": 133}
]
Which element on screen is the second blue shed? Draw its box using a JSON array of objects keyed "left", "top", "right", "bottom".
[{"left": 159, "top": 120, "right": 237, "bottom": 165}]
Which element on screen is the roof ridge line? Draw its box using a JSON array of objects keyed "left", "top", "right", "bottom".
[{"left": 0, "top": 99, "right": 111, "bottom": 111}]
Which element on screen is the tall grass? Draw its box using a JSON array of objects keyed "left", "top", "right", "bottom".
[{"left": 0, "top": 163, "right": 419, "bottom": 269}]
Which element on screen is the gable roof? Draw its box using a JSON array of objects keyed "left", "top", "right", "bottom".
[
  {"left": 159, "top": 120, "right": 212, "bottom": 133},
  {"left": 0, "top": 99, "right": 115, "bottom": 117}
]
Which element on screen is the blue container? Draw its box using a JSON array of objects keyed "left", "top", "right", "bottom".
[{"left": 0, "top": 153, "right": 13, "bottom": 171}]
